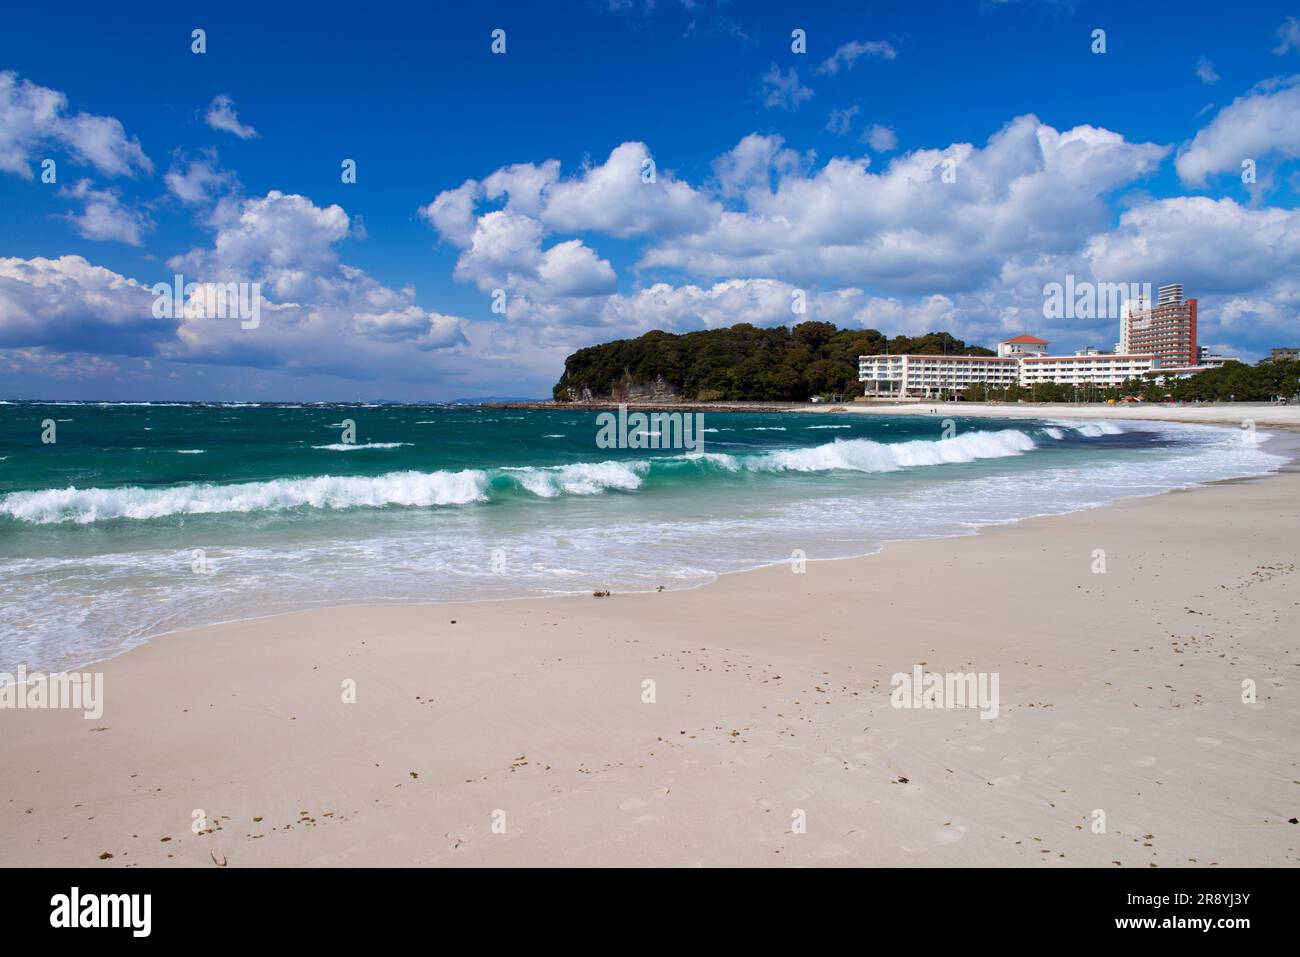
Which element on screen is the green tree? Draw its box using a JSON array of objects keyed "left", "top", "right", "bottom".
[{"left": 553, "top": 322, "right": 995, "bottom": 402}]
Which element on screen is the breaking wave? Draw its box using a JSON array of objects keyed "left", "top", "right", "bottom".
[
  {"left": 0, "top": 470, "right": 491, "bottom": 524},
  {"left": 747, "top": 429, "right": 1037, "bottom": 473},
  {"left": 1049, "top": 419, "right": 1125, "bottom": 437},
  {"left": 2, "top": 429, "right": 1045, "bottom": 524},
  {"left": 501, "top": 461, "right": 647, "bottom": 497}
]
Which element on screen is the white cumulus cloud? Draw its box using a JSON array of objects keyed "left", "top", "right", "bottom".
[
  {"left": 59, "top": 180, "right": 153, "bottom": 245},
  {"left": 1176, "top": 76, "right": 1300, "bottom": 186},
  {"left": 0, "top": 71, "right": 152, "bottom": 180},
  {"left": 205, "top": 95, "right": 258, "bottom": 139}
]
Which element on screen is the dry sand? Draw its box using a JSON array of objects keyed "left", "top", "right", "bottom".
[
  {"left": 2, "top": 431, "right": 1297, "bottom": 868},
  {"left": 840, "top": 400, "right": 1300, "bottom": 430}
]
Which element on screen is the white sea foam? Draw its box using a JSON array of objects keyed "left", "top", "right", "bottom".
[
  {"left": 92, "top": 401, "right": 192, "bottom": 407},
  {"left": 1044, "top": 427, "right": 1066, "bottom": 440},
  {"left": 311, "top": 442, "right": 412, "bottom": 451},
  {"left": 749, "top": 429, "right": 1036, "bottom": 473},
  {"left": 0, "top": 470, "right": 490, "bottom": 524},
  {"left": 1049, "top": 419, "right": 1126, "bottom": 437},
  {"left": 675, "top": 451, "right": 741, "bottom": 470},
  {"left": 1073, "top": 423, "right": 1123, "bottom": 437},
  {"left": 506, "top": 461, "right": 646, "bottom": 497}
]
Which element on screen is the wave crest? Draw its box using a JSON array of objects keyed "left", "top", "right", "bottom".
[
  {"left": 748, "top": 429, "right": 1036, "bottom": 473},
  {"left": 0, "top": 470, "right": 490, "bottom": 524},
  {"left": 1048, "top": 419, "right": 1125, "bottom": 437},
  {"left": 503, "top": 461, "right": 646, "bottom": 498}
]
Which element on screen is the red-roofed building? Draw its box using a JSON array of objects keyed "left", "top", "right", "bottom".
[{"left": 997, "top": 335, "right": 1050, "bottom": 358}]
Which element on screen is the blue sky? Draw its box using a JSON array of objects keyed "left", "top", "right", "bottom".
[{"left": 2, "top": 0, "right": 1298, "bottom": 399}]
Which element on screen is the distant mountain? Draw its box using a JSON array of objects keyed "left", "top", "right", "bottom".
[{"left": 446, "top": 396, "right": 547, "bottom": 405}]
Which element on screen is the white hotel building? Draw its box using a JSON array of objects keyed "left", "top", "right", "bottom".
[{"left": 859, "top": 335, "right": 1158, "bottom": 399}]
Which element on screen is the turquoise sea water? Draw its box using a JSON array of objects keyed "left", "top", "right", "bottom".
[{"left": 0, "top": 402, "right": 1285, "bottom": 673}]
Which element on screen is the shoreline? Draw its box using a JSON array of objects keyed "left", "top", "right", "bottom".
[
  {"left": 19, "top": 417, "right": 1297, "bottom": 680},
  {"left": 488, "top": 400, "right": 1300, "bottom": 431},
  {"left": 2, "top": 432, "right": 1297, "bottom": 867},
  {"left": 840, "top": 400, "right": 1300, "bottom": 431}
]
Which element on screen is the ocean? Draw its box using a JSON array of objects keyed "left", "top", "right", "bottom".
[{"left": 0, "top": 402, "right": 1285, "bottom": 673}]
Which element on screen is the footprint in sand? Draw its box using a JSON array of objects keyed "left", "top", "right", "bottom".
[
  {"left": 811, "top": 844, "right": 851, "bottom": 859},
  {"left": 1130, "top": 755, "right": 1157, "bottom": 767},
  {"left": 934, "top": 824, "right": 967, "bottom": 844},
  {"left": 618, "top": 786, "right": 670, "bottom": 812},
  {"left": 900, "top": 824, "right": 967, "bottom": 853}
]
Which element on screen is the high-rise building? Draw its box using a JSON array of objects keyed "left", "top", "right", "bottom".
[
  {"left": 1118, "top": 283, "right": 1197, "bottom": 368},
  {"left": 1117, "top": 293, "right": 1150, "bottom": 354}
]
